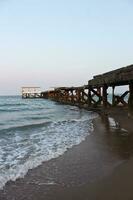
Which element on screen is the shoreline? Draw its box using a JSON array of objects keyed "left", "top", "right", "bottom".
[{"left": 0, "top": 112, "right": 133, "bottom": 199}]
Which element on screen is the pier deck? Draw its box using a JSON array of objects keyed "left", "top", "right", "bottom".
[{"left": 89, "top": 64, "right": 133, "bottom": 87}]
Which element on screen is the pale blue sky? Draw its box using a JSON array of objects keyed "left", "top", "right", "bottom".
[{"left": 0, "top": 0, "right": 133, "bottom": 95}]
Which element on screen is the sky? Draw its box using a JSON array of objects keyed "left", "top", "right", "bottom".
[{"left": 0, "top": 0, "right": 133, "bottom": 95}]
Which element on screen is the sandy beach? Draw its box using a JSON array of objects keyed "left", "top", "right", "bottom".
[{"left": 0, "top": 110, "right": 133, "bottom": 200}]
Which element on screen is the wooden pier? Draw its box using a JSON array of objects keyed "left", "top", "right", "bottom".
[{"left": 41, "top": 64, "right": 133, "bottom": 111}]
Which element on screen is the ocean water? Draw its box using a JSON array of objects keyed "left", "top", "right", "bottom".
[{"left": 0, "top": 96, "right": 97, "bottom": 189}]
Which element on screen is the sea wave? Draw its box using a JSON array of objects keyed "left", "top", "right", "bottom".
[
  {"left": 0, "top": 121, "right": 52, "bottom": 134},
  {"left": 0, "top": 103, "right": 26, "bottom": 107},
  {"left": 0, "top": 96, "right": 98, "bottom": 190},
  {"left": 0, "top": 118, "right": 97, "bottom": 190},
  {"left": 0, "top": 113, "right": 97, "bottom": 135}
]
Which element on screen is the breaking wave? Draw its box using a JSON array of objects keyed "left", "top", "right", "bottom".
[{"left": 0, "top": 96, "right": 98, "bottom": 189}]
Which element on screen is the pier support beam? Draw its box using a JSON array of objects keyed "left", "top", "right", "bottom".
[
  {"left": 112, "top": 86, "right": 115, "bottom": 106},
  {"left": 71, "top": 89, "right": 74, "bottom": 104},
  {"left": 88, "top": 86, "right": 92, "bottom": 107},
  {"left": 128, "top": 82, "right": 133, "bottom": 110},
  {"left": 103, "top": 84, "right": 108, "bottom": 108},
  {"left": 77, "top": 89, "right": 81, "bottom": 106}
]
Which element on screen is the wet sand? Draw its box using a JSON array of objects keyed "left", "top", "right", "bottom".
[{"left": 1, "top": 110, "right": 133, "bottom": 200}]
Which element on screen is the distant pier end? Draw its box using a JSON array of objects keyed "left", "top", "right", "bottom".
[{"left": 22, "top": 87, "right": 41, "bottom": 98}]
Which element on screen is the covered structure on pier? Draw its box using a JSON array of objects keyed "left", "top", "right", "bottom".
[{"left": 22, "top": 87, "right": 41, "bottom": 98}]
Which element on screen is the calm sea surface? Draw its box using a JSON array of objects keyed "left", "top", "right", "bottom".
[{"left": 0, "top": 96, "right": 97, "bottom": 189}]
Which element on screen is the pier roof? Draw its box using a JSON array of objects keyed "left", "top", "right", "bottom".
[{"left": 89, "top": 64, "right": 133, "bottom": 87}]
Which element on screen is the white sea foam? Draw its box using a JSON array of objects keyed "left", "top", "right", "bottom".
[{"left": 0, "top": 97, "right": 98, "bottom": 190}]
